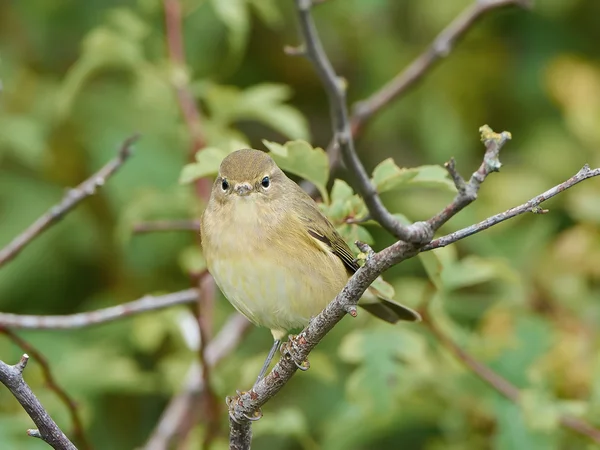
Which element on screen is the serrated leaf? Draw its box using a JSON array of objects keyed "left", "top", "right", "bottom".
[
  {"left": 263, "top": 139, "right": 329, "bottom": 202},
  {"left": 179, "top": 147, "right": 230, "bottom": 184}
]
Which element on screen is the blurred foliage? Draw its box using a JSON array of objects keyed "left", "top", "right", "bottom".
[{"left": 1, "top": 0, "right": 600, "bottom": 449}]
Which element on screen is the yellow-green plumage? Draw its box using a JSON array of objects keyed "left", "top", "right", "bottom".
[{"left": 200, "top": 149, "right": 420, "bottom": 341}]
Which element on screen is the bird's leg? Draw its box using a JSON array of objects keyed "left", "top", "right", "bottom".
[
  {"left": 254, "top": 339, "right": 281, "bottom": 385},
  {"left": 280, "top": 334, "right": 310, "bottom": 371}
]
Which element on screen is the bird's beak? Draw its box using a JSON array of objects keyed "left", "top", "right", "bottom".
[{"left": 235, "top": 183, "right": 253, "bottom": 196}]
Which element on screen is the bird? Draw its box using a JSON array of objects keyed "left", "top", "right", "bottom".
[{"left": 200, "top": 149, "right": 420, "bottom": 383}]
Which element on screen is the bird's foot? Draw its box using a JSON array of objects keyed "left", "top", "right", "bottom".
[
  {"left": 280, "top": 334, "right": 310, "bottom": 371},
  {"left": 226, "top": 390, "right": 263, "bottom": 423}
]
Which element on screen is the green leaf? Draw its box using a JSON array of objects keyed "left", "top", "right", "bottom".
[
  {"left": 209, "top": 0, "right": 250, "bottom": 63},
  {"left": 179, "top": 147, "right": 230, "bottom": 184},
  {"left": 441, "top": 256, "right": 520, "bottom": 291},
  {"left": 202, "top": 83, "right": 309, "bottom": 140},
  {"left": 248, "top": 0, "right": 283, "bottom": 28},
  {"left": 178, "top": 246, "right": 206, "bottom": 274},
  {"left": 372, "top": 158, "right": 418, "bottom": 193},
  {"left": 418, "top": 250, "right": 444, "bottom": 290},
  {"left": 520, "top": 389, "right": 560, "bottom": 431},
  {"left": 330, "top": 179, "right": 354, "bottom": 204},
  {"left": 372, "top": 158, "right": 456, "bottom": 193},
  {"left": 370, "top": 276, "right": 395, "bottom": 299},
  {"left": 263, "top": 139, "right": 329, "bottom": 202},
  {"left": 253, "top": 407, "right": 308, "bottom": 439}
]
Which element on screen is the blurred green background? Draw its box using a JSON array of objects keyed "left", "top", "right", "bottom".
[{"left": 1, "top": 0, "right": 600, "bottom": 449}]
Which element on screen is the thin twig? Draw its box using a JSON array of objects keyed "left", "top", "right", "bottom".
[
  {"left": 133, "top": 219, "right": 200, "bottom": 234},
  {"left": 426, "top": 125, "right": 511, "bottom": 233},
  {"left": 144, "top": 314, "right": 251, "bottom": 450},
  {"left": 163, "top": 2, "right": 216, "bottom": 446},
  {"left": 0, "top": 329, "right": 91, "bottom": 450},
  {"left": 421, "top": 310, "right": 600, "bottom": 443},
  {"left": 227, "top": 163, "right": 600, "bottom": 446},
  {"left": 0, "top": 134, "right": 139, "bottom": 268},
  {"left": 0, "top": 289, "right": 199, "bottom": 329},
  {"left": 351, "top": 0, "right": 532, "bottom": 132},
  {"left": 294, "top": 0, "right": 433, "bottom": 244},
  {"left": 423, "top": 164, "right": 600, "bottom": 251},
  {"left": 0, "top": 355, "right": 78, "bottom": 450},
  {"left": 308, "top": 0, "right": 531, "bottom": 191}
]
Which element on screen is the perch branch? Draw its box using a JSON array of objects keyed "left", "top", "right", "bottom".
[
  {"left": 0, "top": 329, "right": 91, "bottom": 449},
  {"left": 228, "top": 162, "right": 600, "bottom": 446},
  {"left": 0, "top": 134, "right": 139, "bottom": 268},
  {"left": 0, "top": 288, "right": 199, "bottom": 329},
  {"left": 423, "top": 164, "right": 600, "bottom": 251},
  {"left": 351, "top": 0, "right": 532, "bottom": 132},
  {"left": 422, "top": 311, "right": 600, "bottom": 443},
  {"left": 294, "top": 0, "right": 432, "bottom": 244},
  {"left": 0, "top": 355, "right": 77, "bottom": 450}
]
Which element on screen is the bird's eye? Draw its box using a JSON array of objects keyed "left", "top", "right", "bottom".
[
  {"left": 221, "top": 178, "right": 229, "bottom": 191},
  {"left": 261, "top": 176, "right": 270, "bottom": 189}
]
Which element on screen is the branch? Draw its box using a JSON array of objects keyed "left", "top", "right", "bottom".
[
  {"left": 0, "top": 289, "right": 199, "bottom": 329},
  {"left": 144, "top": 314, "right": 251, "bottom": 450},
  {"left": 351, "top": 0, "right": 532, "bottom": 131},
  {"left": 421, "top": 310, "right": 600, "bottom": 443},
  {"left": 294, "top": 0, "right": 432, "bottom": 244},
  {"left": 423, "top": 164, "right": 600, "bottom": 251},
  {"left": 0, "top": 329, "right": 91, "bottom": 449},
  {"left": 307, "top": 0, "right": 531, "bottom": 191},
  {"left": 0, "top": 134, "right": 139, "bottom": 268},
  {"left": 133, "top": 219, "right": 200, "bottom": 234},
  {"left": 427, "top": 125, "right": 511, "bottom": 233},
  {"left": 0, "top": 355, "right": 78, "bottom": 450},
  {"left": 227, "top": 162, "right": 600, "bottom": 445}
]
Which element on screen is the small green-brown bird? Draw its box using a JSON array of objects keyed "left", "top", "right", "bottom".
[{"left": 201, "top": 149, "right": 420, "bottom": 381}]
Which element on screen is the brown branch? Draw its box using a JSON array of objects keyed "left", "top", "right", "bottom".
[
  {"left": 308, "top": 0, "right": 531, "bottom": 190},
  {"left": 426, "top": 125, "right": 511, "bottom": 233},
  {"left": 0, "top": 329, "right": 91, "bottom": 449},
  {"left": 0, "top": 289, "right": 199, "bottom": 329},
  {"left": 0, "top": 135, "right": 139, "bottom": 269},
  {"left": 227, "top": 161, "right": 600, "bottom": 446},
  {"left": 423, "top": 164, "right": 600, "bottom": 251},
  {"left": 294, "top": 0, "right": 433, "bottom": 244},
  {"left": 144, "top": 314, "right": 251, "bottom": 450},
  {"left": 421, "top": 310, "right": 600, "bottom": 443},
  {"left": 162, "top": 2, "right": 218, "bottom": 447},
  {"left": 351, "top": 0, "right": 532, "bottom": 132},
  {"left": 0, "top": 355, "right": 78, "bottom": 450},
  {"left": 133, "top": 219, "right": 200, "bottom": 234}
]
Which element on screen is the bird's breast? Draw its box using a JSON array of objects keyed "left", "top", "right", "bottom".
[{"left": 201, "top": 198, "right": 347, "bottom": 334}]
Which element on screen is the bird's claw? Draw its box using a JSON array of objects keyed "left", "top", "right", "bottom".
[
  {"left": 281, "top": 335, "right": 310, "bottom": 371},
  {"left": 226, "top": 391, "right": 263, "bottom": 424}
]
